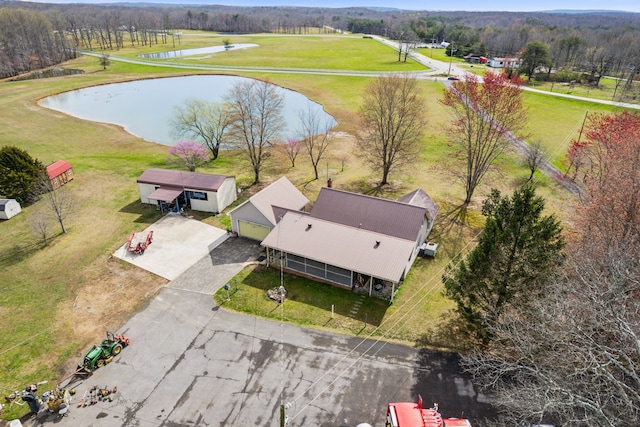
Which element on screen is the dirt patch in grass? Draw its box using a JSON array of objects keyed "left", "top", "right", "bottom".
[{"left": 67, "top": 259, "right": 167, "bottom": 339}]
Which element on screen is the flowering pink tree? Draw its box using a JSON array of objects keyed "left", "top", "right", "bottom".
[
  {"left": 282, "top": 137, "right": 301, "bottom": 167},
  {"left": 167, "top": 140, "right": 210, "bottom": 172}
]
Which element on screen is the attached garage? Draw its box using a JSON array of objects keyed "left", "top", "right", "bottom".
[
  {"left": 237, "top": 220, "right": 270, "bottom": 241},
  {"left": 228, "top": 176, "right": 309, "bottom": 241}
]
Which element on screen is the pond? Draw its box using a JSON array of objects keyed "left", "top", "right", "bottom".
[
  {"left": 138, "top": 44, "right": 258, "bottom": 59},
  {"left": 40, "top": 75, "right": 336, "bottom": 146}
]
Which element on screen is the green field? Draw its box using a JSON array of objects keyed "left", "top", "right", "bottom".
[
  {"left": 113, "top": 32, "right": 427, "bottom": 72},
  {"left": 0, "top": 31, "right": 628, "bottom": 420}
]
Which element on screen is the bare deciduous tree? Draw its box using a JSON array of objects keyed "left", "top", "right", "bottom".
[
  {"left": 298, "top": 106, "right": 334, "bottom": 180},
  {"left": 28, "top": 209, "right": 54, "bottom": 246},
  {"left": 463, "top": 237, "right": 640, "bottom": 426},
  {"left": 524, "top": 140, "right": 545, "bottom": 181},
  {"left": 356, "top": 74, "right": 426, "bottom": 186},
  {"left": 171, "top": 99, "right": 231, "bottom": 160},
  {"left": 440, "top": 71, "right": 528, "bottom": 203},
  {"left": 36, "top": 176, "right": 75, "bottom": 234},
  {"left": 226, "top": 79, "right": 285, "bottom": 184}
]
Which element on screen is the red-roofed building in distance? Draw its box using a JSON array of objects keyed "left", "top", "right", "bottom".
[{"left": 46, "top": 160, "right": 74, "bottom": 190}]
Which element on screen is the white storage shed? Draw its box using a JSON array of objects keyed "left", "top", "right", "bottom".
[{"left": 0, "top": 199, "right": 21, "bottom": 220}]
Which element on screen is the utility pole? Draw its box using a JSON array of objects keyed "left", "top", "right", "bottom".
[{"left": 448, "top": 42, "right": 453, "bottom": 76}]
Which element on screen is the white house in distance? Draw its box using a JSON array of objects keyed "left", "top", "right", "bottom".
[
  {"left": 487, "top": 57, "right": 521, "bottom": 69},
  {"left": 227, "top": 176, "right": 310, "bottom": 241},
  {"left": 137, "top": 168, "right": 236, "bottom": 214},
  {"left": 0, "top": 198, "right": 21, "bottom": 220}
]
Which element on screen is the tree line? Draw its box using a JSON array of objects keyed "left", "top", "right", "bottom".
[
  {"left": 0, "top": 8, "right": 76, "bottom": 79},
  {"left": 2, "top": 2, "right": 640, "bottom": 89}
]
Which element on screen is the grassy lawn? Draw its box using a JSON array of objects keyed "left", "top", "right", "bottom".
[
  {"left": 0, "top": 30, "right": 628, "bottom": 420},
  {"left": 113, "top": 33, "right": 427, "bottom": 72},
  {"left": 527, "top": 76, "right": 640, "bottom": 104},
  {"left": 523, "top": 91, "right": 626, "bottom": 171}
]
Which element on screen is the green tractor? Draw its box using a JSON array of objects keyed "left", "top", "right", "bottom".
[{"left": 80, "top": 331, "right": 130, "bottom": 373}]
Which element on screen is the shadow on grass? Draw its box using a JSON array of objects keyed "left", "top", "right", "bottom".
[
  {"left": 338, "top": 178, "right": 406, "bottom": 199},
  {"left": 217, "top": 265, "right": 390, "bottom": 327},
  {"left": 0, "top": 234, "right": 62, "bottom": 268},
  {"left": 431, "top": 202, "right": 482, "bottom": 257},
  {"left": 118, "top": 200, "right": 163, "bottom": 224}
]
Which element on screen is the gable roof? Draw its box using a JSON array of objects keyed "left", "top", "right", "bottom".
[
  {"left": 137, "top": 169, "right": 230, "bottom": 192},
  {"left": 0, "top": 199, "right": 14, "bottom": 211},
  {"left": 46, "top": 160, "right": 72, "bottom": 180},
  {"left": 261, "top": 211, "right": 414, "bottom": 283},
  {"left": 272, "top": 205, "right": 309, "bottom": 224},
  {"left": 397, "top": 189, "right": 440, "bottom": 223},
  {"left": 229, "top": 176, "right": 309, "bottom": 226},
  {"left": 309, "top": 187, "right": 427, "bottom": 241}
]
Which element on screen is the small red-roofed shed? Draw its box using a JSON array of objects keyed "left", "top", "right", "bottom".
[{"left": 46, "top": 160, "right": 74, "bottom": 190}]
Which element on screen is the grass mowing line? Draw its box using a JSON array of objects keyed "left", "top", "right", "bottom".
[{"left": 0, "top": 326, "right": 55, "bottom": 357}]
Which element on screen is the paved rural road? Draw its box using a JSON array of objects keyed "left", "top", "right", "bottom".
[{"left": 31, "top": 238, "right": 494, "bottom": 427}]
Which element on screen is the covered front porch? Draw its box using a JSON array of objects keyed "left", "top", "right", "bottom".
[{"left": 265, "top": 248, "right": 400, "bottom": 302}]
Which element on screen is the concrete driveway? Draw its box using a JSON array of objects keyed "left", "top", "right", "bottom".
[
  {"left": 37, "top": 288, "right": 493, "bottom": 427},
  {"left": 113, "top": 213, "right": 230, "bottom": 280}
]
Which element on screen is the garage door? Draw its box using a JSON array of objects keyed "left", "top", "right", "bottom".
[{"left": 238, "top": 220, "right": 270, "bottom": 241}]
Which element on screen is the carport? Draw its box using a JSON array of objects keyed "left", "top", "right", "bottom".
[{"left": 147, "top": 186, "right": 184, "bottom": 211}]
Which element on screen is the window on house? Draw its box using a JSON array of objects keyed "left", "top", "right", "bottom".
[{"left": 186, "top": 191, "right": 208, "bottom": 201}]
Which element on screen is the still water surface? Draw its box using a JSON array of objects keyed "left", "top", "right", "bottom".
[
  {"left": 138, "top": 44, "right": 258, "bottom": 59},
  {"left": 40, "top": 75, "right": 335, "bottom": 146}
]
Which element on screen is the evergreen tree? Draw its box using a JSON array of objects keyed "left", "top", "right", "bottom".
[
  {"left": 520, "top": 41, "right": 551, "bottom": 78},
  {"left": 0, "top": 146, "right": 45, "bottom": 202},
  {"left": 442, "top": 184, "right": 564, "bottom": 345}
]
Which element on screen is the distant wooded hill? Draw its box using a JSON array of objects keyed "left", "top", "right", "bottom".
[{"left": 1, "top": 2, "right": 640, "bottom": 99}]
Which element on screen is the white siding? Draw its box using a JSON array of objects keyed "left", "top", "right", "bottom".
[
  {"left": 0, "top": 199, "right": 21, "bottom": 220},
  {"left": 216, "top": 177, "right": 237, "bottom": 212},
  {"left": 190, "top": 192, "right": 218, "bottom": 212},
  {"left": 138, "top": 183, "right": 157, "bottom": 204}
]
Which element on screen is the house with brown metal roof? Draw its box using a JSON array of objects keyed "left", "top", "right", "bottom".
[
  {"left": 46, "top": 160, "right": 74, "bottom": 190},
  {"left": 261, "top": 186, "right": 439, "bottom": 301},
  {"left": 227, "top": 176, "right": 310, "bottom": 241},
  {"left": 137, "top": 168, "right": 236, "bottom": 214}
]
